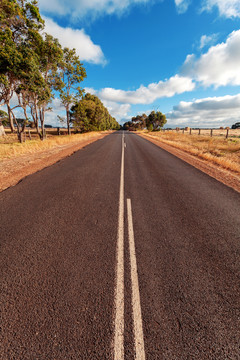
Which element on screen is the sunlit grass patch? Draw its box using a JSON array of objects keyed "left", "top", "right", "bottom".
[
  {"left": 140, "top": 131, "right": 240, "bottom": 174},
  {"left": 0, "top": 132, "right": 105, "bottom": 160}
]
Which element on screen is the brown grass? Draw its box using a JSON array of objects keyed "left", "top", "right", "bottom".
[
  {"left": 140, "top": 131, "right": 240, "bottom": 174},
  {"left": 0, "top": 131, "right": 108, "bottom": 160}
]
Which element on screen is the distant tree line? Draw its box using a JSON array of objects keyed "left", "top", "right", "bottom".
[
  {"left": 0, "top": 0, "right": 119, "bottom": 142},
  {"left": 123, "top": 111, "right": 167, "bottom": 131}
]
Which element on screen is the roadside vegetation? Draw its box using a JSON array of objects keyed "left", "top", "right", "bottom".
[
  {"left": 0, "top": 0, "right": 119, "bottom": 143},
  {"left": 122, "top": 111, "right": 167, "bottom": 131},
  {"left": 0, "top": 131, "right": 108, "bottom": 160},
  {"left": 141, "top": 131, "right": 240, "bottom": 174}
]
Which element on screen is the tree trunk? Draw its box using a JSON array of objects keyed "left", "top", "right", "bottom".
[
  {"left": 12, "top": 111, "right": 22, "bottom": 143},
  {"left": 7, "top": 102, "right": 15, "bottom": 132},
  {"left": 0, "top": 124, "right": 6, "bottom": 137},
  {"left": 39, "top": 108, "right": 46, "bottom": 140},
  {"left": 67, "top": 107, "right": 71, "bottom": 135},
  {"left": 17, "top": 132, "right": 24, "bottom": 143},
  {"left": 31, "top": 103, "right": 41, "bottom": 139}
]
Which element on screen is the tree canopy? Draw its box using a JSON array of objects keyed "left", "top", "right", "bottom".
[
  {"left": 71, "top": 93, "right": 120, "bottom": 132},
  {"left": 0, "top": 1, "right": 118, "bottom": 142},
  {"left": 57, "top": 47, "right": 87, "bottom": 135},
  {"left": 123, "top": 111, "right": 167, "bottom": 131}
]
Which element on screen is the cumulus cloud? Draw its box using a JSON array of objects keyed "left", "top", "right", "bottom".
[
  {"left": 39, "top": 0, "right": 156, "bottom": 20},
  {"left": 103, "top": 100, "right": 131, "bottom": 120},
  {"left": 182, "top": 30, "right": 240, "bottom": 87},
  {"left": 83, "top": 76, "right": 195, "bottom": 122},
  {"left": 199, "top": 33, "right": 218, "bottom": 49},
  {"left": 84, "top": 75, "right": 195, "bottom": 122},
  {"left": 84, "top": 88, "right": 131, "bottom": 121},
  {"left": 202, "top": 0, "right": 240, "bottom": 18},
  {"left": 44, "top": 17, "right": 106, "bottom": 65},
  {"left": 175, "top": 0, "right": 191, "bottom": 14},
  {"left": 167, "top": 93, "right": 240, "bottom": 127},
  {"left": 97, "top": 75, "right": 195, "bottom": 105}
]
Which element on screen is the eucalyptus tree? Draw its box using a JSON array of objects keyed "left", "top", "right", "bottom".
[
  {"left": 57, "top": 48, "right": 86, "bottom": 135},
  {"left": 0, "top": 0, "right": 44, "bottom": 133},
  {"left": 71, "top": 93, "right": 120, "bottom": 132},
  {"left": 147, "top": 110, "right": 167, "bottom": 130},
  {"left": 33, "top": 34, "right": 63, "bottom": 139}
]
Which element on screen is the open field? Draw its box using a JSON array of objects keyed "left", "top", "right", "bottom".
[
  {"left": 0, "top": 130, "right": 107, "bottom": 160},
  {"left": 139, "top": 130, "right": 240, "bottom": 175}
]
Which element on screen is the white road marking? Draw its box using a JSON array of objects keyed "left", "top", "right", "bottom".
[
  {"left": 114, "top": 133, "right": 125, "bottom": 360},
  {"left": 127, "top": 198, "right": 146, "bottom": 360}
]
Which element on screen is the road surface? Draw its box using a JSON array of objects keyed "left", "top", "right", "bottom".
[{"left": 0, "top": 131, "right": 240, "bottom": 359}]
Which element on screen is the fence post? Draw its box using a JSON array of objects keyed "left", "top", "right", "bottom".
[
  {"left": 198, "top": 128, "right": 201, "bottom": 135},
  {"left": 183, "top": 129, "right": 184, "bottom": 134},
  {"left": 190, "top": 128, "right": 192, "bottom": 135},
  {"left": 57, "top": 127, "right": 60, "bottom": 135},
  {"left": 210, "top": 129, "right": 213, "bottom": 137},
  {"left": 28, "top": 129, "right": 32, "bottom": 140},
  {"left": 226, "top": 128, "right": 229, "bottom": 139}
]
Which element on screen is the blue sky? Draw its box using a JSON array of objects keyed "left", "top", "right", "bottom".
[{"left": 38, "top": 0, "right": 240, "bottom": 127}]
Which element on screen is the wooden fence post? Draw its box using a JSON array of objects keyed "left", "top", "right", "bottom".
[
  {"left": 211, "top": 129, "right": 213, "bottom": 137},
  {"left": 57, "top": 127, "right": 60, "bottom": 135},
  {"left": 198, "top": 128, "right": 201, "bottom": 135},
  {"left": 226, "top": 129, "right": 229, "bottom": 139},
  {"left": 190, "top": 128, "right": 192, "bottom": 135}
]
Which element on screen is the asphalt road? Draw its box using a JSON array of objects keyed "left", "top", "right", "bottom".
[{"left": 0, "top": 131, "right": 240, "bottom": 359}]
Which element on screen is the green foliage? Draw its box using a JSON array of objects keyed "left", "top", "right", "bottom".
[
  {"left": 147, "top": 110, "right": 167, "bottom": 130},
  {"left": 0, "top": 0, "right": 90, "bottom": 141},
  {"left": 71, "top": 93, "right": 120, "bottom": 132},
  {"left": 0, "top": 109, "right": 8, "bottom": 126},
  {"left": 57, "top": 47, "right": 87, "bottom": 134},
  {"left": 147, "top": 123, "right": 153, "bottom": 132},
  {"left": 0, "top": 0, "right": 47, "bottom": 138},
  {"left": 123, "top": 110, "right": 167, "bottom": 131}
]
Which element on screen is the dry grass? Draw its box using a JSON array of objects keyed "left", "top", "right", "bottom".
[
  {"left": 0, "top": 131, "right": 106, "bottom": 160},
  {"left": 140, "top": 130, "right": 240, "bottom": 174}
]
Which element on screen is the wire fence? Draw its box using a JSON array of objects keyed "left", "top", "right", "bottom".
[{"left": 163, "top": 127, "right": 240, "bottom": 139}]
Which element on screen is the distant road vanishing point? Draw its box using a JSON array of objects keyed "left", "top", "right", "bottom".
[{"left": 1, "top": 131, "right": 240, "bottom": 359}]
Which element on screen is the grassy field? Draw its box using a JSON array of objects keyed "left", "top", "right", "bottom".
[
  {"left": 0, "top": 130, "right": 106, "bottom": 160},
  {"left": 141, "top": 130, "right": 240, "bottom": 174}
]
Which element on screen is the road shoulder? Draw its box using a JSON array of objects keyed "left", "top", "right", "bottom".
[
  {"left": 0, "top": 132, "right": 110, "bottom": 192},
  {"left": 138, "top": 132, "right": 240, "bottom": 193}
]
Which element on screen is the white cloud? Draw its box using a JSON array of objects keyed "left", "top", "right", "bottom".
[
  {"left": 182, "top": 30, "right": 240, "bottom": 87},
  {"left": 102, "top": 100, "right": 131, "bottom": 120},
  {"left": 39, "top": 0, "right": 156, "bottom": 20},
  {"left": 84, "top": 75, "right": 195, "bottom": 122},
  {"left": 97, "top": 75, "right": 195, "bottom": 105},
  {"left": 84, "top": 88, "right": 131, "bottom": 121},
  {"left": 202, "top": 0, "right": 240, "bottom": 18},
  {"left": 83, "top": 75, "right": 195, "bottom": 122},
  {"left": 175, "top": 0, "right": 191, "bottom": 14},
  {"left": 167, "top": 93, "right": 240, "bottom": 127},
  {"left": 199, "top": 34, "right": 218, "bottom": 49},
  {"left": 44, "top": 17, "right": 106, "bottom": 65}
]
